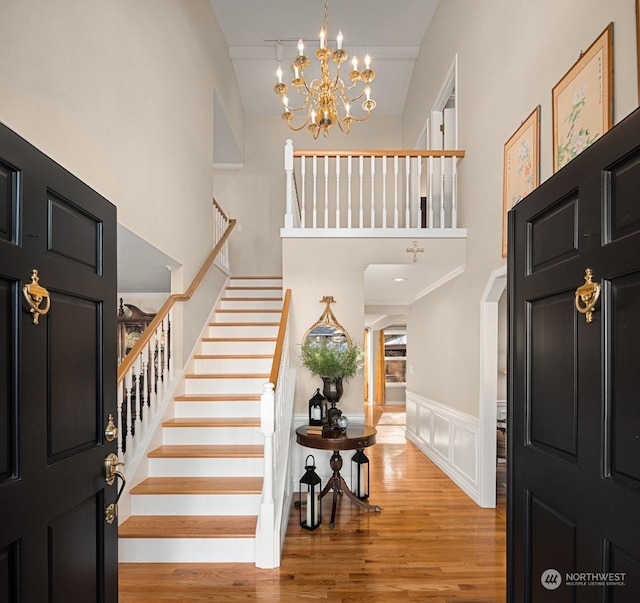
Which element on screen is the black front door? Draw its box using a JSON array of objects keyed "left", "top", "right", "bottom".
[
  {"left": 508, "top": 108, "right": 640, "bottom": 601},
  {"left": 0, "top": 123, "right": 117, "bottom": 602}
]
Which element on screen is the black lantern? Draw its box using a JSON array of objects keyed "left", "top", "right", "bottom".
[
  {"left": 351, "top": 449, "right": 370, "bottom": 499},
  {"left": 299, "top": 454, "right": 322, "bottom": 530},
  {"left": 308, "top": 388, "right": 328, "bottom": 427}
]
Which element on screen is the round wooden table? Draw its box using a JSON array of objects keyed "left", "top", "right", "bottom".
[{"left": 296, "top": 424, "right": 382, "bottom": 528}]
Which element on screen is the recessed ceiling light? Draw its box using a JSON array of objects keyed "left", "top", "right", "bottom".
[{"left": 393, "top": 277, "right": 407, "bottom": 282}]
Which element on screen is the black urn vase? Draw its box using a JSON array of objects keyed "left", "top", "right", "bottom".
[{"left": 322, "top": 377, "right": 343, "bottom": 404}]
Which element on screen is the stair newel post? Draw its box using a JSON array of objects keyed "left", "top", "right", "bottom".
[
  {"left": 257, "top": 382, "right": 276, "bottom": 568},
  {"left": 284, "top": 139, "right": 294, "bottom": 229}
]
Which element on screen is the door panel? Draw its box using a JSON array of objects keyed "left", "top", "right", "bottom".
[
  {"left": 0, "top": 122, "right": 117, "bottom": 603},
  {"left": 528, "top": 292, "right": 577, "bottom": 458},
  {"left": 509, "top": 108, "right": 640, "bottom": 601}
]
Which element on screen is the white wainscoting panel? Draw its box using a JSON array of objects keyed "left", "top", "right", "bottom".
[{"left": 406, "top": 391, "right": 480, "bottom": 504}]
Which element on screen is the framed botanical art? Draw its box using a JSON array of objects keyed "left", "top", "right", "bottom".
[
  {"left": 552, "top": 23, "right": 613, "bottom": 172},
  {"left": 502, "top": 106, "right": 540, "bottom": 258}
]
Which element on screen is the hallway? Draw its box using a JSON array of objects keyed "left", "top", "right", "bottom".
[{"left": 119, "top": 405, "right": 506, "bottom": 602}]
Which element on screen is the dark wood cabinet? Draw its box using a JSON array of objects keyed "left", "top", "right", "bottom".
[{"left": 117, "top": 298, "right": 155, "bottom": 362}]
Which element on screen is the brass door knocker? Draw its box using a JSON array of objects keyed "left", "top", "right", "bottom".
[
  {"left": 22, "top": 269, "right": 51, "bottom": 324},
  {"left": 575, "top": 268, "right": 600, "bottom": 323}
]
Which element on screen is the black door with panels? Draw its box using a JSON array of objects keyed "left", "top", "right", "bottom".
[
  {"left": 508, "top": 108, "right": 640, "bottom": 601},
  {"left": 0, "top": 123, "right": 118, "bottom": 602}
]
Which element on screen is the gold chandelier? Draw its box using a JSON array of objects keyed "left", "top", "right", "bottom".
[{"left": 273, "top": 0, "right": 376, "bottom": 139}]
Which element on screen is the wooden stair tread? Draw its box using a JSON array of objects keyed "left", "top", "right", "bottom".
[
  {"left": 119, "top": 515, "right": 257, "bottom": 539},
  {"left": 221, "top": 297, "right": 283, "bottom": 301},
  {"left": 215, "top": 309, "right": 282, "bottom": 313},
  {"left": 225, "top": 286, "right": 281, "bottom": 290},
  {"left": 193, "top": 354, "right": 273, "bottom": 359},
  {"left": 202, "top": 337, "right": 276, "bottom": 342},
  {"left": 174, "top": 394, "right": 261, "bottom": 402},
  {"left": 162, "top": 417, "right": 260, "bottom": 428},
  {"left": 130, "top": 477, "right": 263, "bottom": 495},
  {"left": 229, "top": 276, "right": 282, "bottom": 279},
  {"left": 148, "top": 445, "right": 264, "bottom": 458},
  {"left": 208, "top": 321, "right": 280, "bottom": 326},
  {"left": 184, "top": 373, "right": 269, "bottom": 379}
]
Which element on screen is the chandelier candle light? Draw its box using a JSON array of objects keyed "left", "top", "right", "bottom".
[{"left": 273, "top": 0, "right": 376, "bottom": 139}]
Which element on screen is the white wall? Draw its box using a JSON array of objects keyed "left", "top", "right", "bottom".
[
  {"left": 0, "top": 0, "right": 242, "bottom": 288},
  {"left": 283, "top": 237, "right": 466, "bottom": 418},
  {"left": 402, "top": 0, "right": 638, "bottom": 416},
  {"left": 214, "top": 114, "right": 404, "bottom": 276}
]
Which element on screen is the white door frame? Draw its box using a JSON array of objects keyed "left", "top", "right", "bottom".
[{"left": 478, "top": 265, "right": 507, "bottom": 508}]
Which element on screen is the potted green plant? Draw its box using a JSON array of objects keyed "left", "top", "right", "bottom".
[{"left": 300, "top": 339, "right": 364, "bottom": 405}]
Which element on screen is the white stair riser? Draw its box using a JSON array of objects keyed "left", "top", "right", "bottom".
[
  {"left": 213, "top": 311, "right": 281, "bottom": 323},
  {"left": 163, "top": 426, "right": 263, "bottom": 445},
  {"left": 228, "top": 278, "right": 282, "bottom": 287},
  {"left": 131, "top": 493, "right": 261, "bottom": 516},
  {"left": 219, "top": 299, "right": 282, "bottom": 310},
  {"left": 208, "top": 325, "right": 279, "bottom": 338},
  {"left": 224, "top": 288, "right": 281, "bottom": 298},
  {"left": 174, "top": 401, "right": 261, "bottom": 419},
  {"left": 193, "top": 357, "right": 272, "bottom": 373},
  {"left": 184, "top": 378, "right": 265, "bottom": 395},
  {"left": 149, "top": 457, "right": 263, "bottom": 477},
  {"left": 201, "top": 340, "right": 276, "bottom": 355},
  {"left": 119, "top": 538, "right": 255, "bottom": 563}
]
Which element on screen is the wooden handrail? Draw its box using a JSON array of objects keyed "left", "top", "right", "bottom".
[
  {"left": 269, "top": 288, "right": 292, "bottom": 386},
  {"left": 117, "top": 218, "right": 237, "bottom": 383},
  {"left": 293, "top": 149, "right": 465, "bottom": 158},
  {"left": 212, "top": 196, "right": 228, "bottom": 220}
]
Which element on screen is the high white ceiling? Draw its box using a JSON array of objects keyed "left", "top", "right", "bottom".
[
  {"left": 118, "top": 1, "right": 461, "bottom": 326},
  {"left": 209, "top": 0, "right": 440, "bottom": 118}
]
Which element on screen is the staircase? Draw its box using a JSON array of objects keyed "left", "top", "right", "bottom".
[{"left": 118, "top": 276, "right": 283, "bottom": 563}]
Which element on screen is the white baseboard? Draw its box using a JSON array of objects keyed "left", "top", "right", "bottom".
[{"left": 405, "top": 391, "right": 480, "bottom": 504}]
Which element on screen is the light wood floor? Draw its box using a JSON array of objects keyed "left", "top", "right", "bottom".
[{"left": 119, "top": 404, "right": 506, "bottom": 602}]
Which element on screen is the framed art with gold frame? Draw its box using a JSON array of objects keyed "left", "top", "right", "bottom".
[
  {"left": 552, "top": 23, "right": 613, "bottom": 173},
  {"left": 502, "top": 106, "right": 540, "bottom": 258}
]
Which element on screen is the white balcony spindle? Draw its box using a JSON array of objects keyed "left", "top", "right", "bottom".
[
  {"left": 405, "top": 156, "right": 410, "bottom": 228},
  {"left": 440, "top": 155, "right": 446, "bottom": 228},
  {"left": 428, "top": 156, "right": 434, "bottom": 228},
  {"left": 417, "top": 158, "right": 423, "bottom": 228},
  {"left": 382, "top": 156, "right": 387, "bottom": 228},
  {"left": 358, "top": 156, "right": 364, "bottom": 228},
  {"left": 393, "top": 155, "right": 399, "bottom": 228},
  {"left": 312, "top": 156, "right": 318, "bottom": 229},
  {"left": 347, "top": 155, "right": 353, "bottom": 228},
  {"left": 335, "top": 156, "right": 341, "bottom": 227},
  {"left": 300, "top": 156, "right": 306, "bottom": 227},
  {"left": 452, "top": 157, "right": 458, "bottom": 228},
  {"left": 324, "top": 155, "right": 329, "bottom": 228},
  {"left": 370, "top": 155, "right": 376, "bottom": 228}
]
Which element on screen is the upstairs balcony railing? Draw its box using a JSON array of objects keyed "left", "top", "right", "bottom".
[{"left": 283, "top": 140, "right": 465, "bottom": 234}]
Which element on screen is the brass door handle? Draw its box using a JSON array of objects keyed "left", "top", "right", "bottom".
[
  {"left": 22, "top": 269, "right": 50, "bottom": 324},
  {"left": 104, "top": 453, "right": 126, "bottom": 524},
  {"left": 575, "top": 268, "right": 600, "bottom": 323},
  {"left": 104, "top": 414, "right": 119, "bottom": 442}
]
